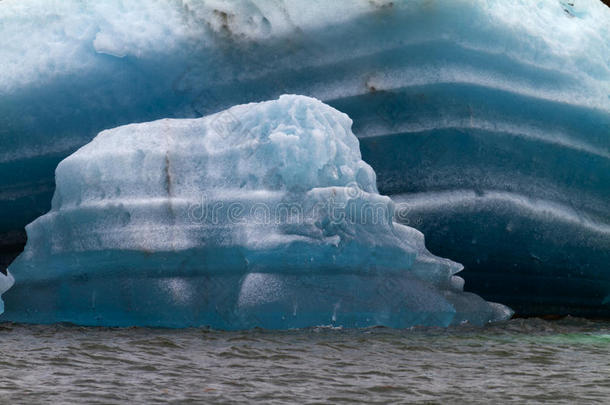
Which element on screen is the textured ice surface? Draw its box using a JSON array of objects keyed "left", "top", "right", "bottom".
[
  {"left": 0, "top": 96, "right": 511, "bottom": 328},
  {"left": 1, "top": 0, "right": 609, "bottom": 316},
  {"left": 0, "top": 271, "right": 14, "bottom": 315}
]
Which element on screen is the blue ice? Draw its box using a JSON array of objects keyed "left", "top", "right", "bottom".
[{"left": 0, "top": 96, "right": 512, "bottom": 328}]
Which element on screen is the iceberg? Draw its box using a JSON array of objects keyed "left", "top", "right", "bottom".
[
  {"left": 0, "top": 95, "right": 511, "bottom": 328},
  {"left": 0, "top": 0, "right": 609, "bottom": 316}
]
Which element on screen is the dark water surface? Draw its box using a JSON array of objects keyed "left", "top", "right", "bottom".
[{"left": 1, "top": 318, "right": 609, "bottom": 404}]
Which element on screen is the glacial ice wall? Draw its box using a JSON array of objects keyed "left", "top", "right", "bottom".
[
  {"left": 0, "top": 96, "right": 511, "bottom": 328},
  {"left": 1, "top": 0, "right": 609, "bottom": 316}
]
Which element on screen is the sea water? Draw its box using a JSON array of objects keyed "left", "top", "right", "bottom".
[{"left": 1, "top": 318, "right": 609, "bottom": 403}]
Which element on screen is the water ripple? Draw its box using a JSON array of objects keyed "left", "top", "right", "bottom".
[{"left": 0, "top": 317, "right": 609, "bottom": 403}]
